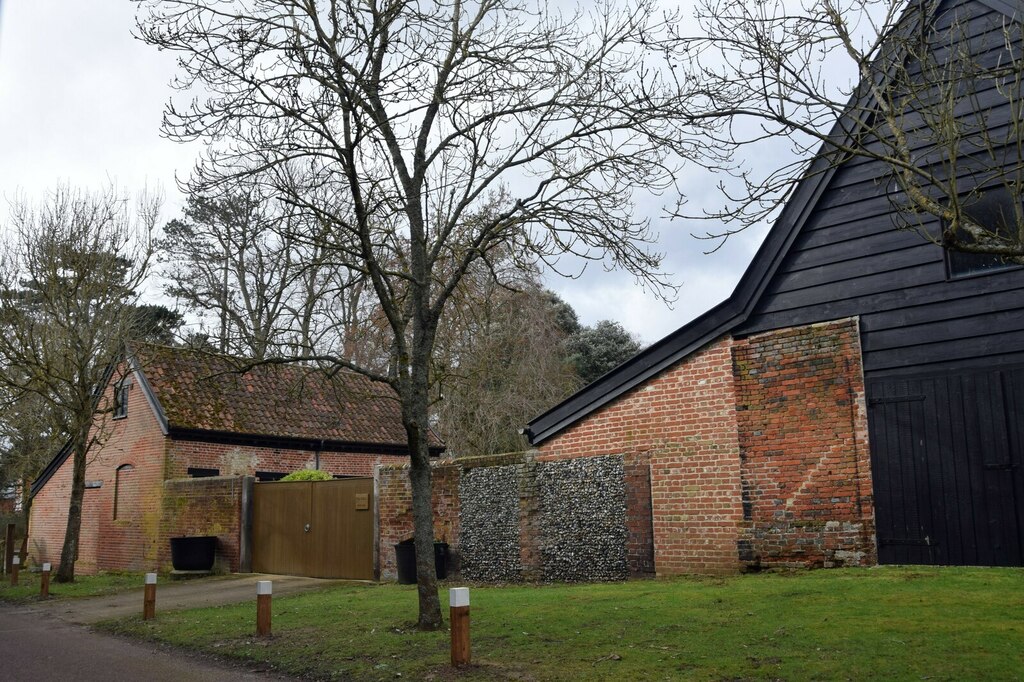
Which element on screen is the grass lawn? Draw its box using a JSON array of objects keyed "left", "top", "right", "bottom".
[
  {"left": 0, "top": 570, "right": 145, "bottom": 602},
  {"left": 99, "top": 566, "right": 1022, "bottom": 681}
]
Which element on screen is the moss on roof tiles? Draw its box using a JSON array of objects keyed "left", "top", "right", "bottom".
[{"left": 135, "top": 344, "right": 420, "bottom": 446}]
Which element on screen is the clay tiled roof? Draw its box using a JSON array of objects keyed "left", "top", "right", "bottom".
[{"left": 134, "top": 344, "right": 425, "bottom": 448}]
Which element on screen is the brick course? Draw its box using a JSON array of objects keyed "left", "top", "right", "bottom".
[
  {"left": 733, "top": 318, "right": 875, "bottom": 567},
  {"left": 541, "top": 337, "right": 745, "bottom": 575},
  {"left": 30, "top": 362, "right": 406, "bottom": 575},
  {"left": 160, "top": 476, "right": 244, "bottom": 572},
  {"left": 537, "top": 319, "right": 877, "bottom": 575},
  {"left": 376, "top": 461, "right": 460, "bottom": 581}
]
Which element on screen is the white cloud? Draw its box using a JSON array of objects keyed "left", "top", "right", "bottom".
[{"left": 0, "top": 0, "right": 197, "bottom": 210}]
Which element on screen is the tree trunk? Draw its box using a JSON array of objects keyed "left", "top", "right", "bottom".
[
  {"left": 55, "top": 441, "right": 87, "bottom": 582},
  {"left": 403, "top": 364, "right": 442, "bottom": 628}
]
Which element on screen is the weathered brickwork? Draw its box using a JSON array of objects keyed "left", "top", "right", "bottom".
[
  {"left": 624, "top": 450, "right": 655, "bottom": 576},
  {"left": 160, "top": 476, "right": 244, "bottom": 572},
  {"left": 30, "top": 362, "right": 405, "bottom": 576},
  {"left": 536, "top": 320, "right": 876, "bottom": 575},
  {"left": 733, "top": 318, "right": 875, "bottom": 568},
  {"left": 166, "top": 441, "right": 402, "bottom": 479},
  {"left": 540, "top": 337, "right": 745, "bottom": 575},
  {"left": 376, "top": 461, "right": 461, "bottom": 581},
  {"left": 29, "top": 374, "right": 166, "bottom": 573}
]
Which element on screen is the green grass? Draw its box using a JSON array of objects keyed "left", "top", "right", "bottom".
[
  {"left": 0, "top": 570, "right": 144, "bottom": 602},
  {"left": 99, "top": 566, "right": 1022, "bottom": 681}
]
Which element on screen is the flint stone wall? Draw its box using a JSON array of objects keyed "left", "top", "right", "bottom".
[
  {"left": 458, "top": 464, "right": 521, "bottom": 581},
  {"left": 377, "top": 451, "right": 635, "bottom": 582},
  {"left": 536, "top": 455, "right": 628, "bottom": 581}
]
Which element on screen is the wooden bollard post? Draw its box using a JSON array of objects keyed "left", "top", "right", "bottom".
[
  {"left": 143, "top": 573, "right": 157, "bottom": 620},
  {"left": 256, "top": 580, "right": 272, "bottom": 637},
  {"left": 40, "top": 563, "right": 51, "bottom": 598},
  {"left": 449, "top": 587, "right": 471, "bottom": 666},
  {"left": 10, "top": 555, "right": 19, "bottom": 586}
]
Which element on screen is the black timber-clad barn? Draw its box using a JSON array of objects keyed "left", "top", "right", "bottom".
[{"left": 527, "top": 0, "right": 1024, "bottom": 567}]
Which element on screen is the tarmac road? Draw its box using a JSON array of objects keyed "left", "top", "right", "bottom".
[
  {"left": 0, "top": 605, "right": 296, "bottom": 681},
  {"left": 0, "top": 573, "right": 346, "bottom": 680}
]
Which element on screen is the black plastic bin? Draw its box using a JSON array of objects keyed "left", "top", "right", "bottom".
[
  {"left": 394, "top": 539, "right": 449, "bottom": 584},
  {"left": 169, "top": 536, "right": 217, "bottom": 571}
]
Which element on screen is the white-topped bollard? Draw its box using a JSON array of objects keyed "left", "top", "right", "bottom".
[
  {"left": 256, "top": 580, "right": 272, "bottom": 637},
  {"left": 143, "top": 572, "right": 157, "bottom": 620},
  {"left": 10, "top": 555, "right": 19, "bottom": 586},
  {"left": 40, "top": 562, "right": 51, "bottom": 598},
  {"left": 449, "top": 587, "right": 471, "bottom": 666}
]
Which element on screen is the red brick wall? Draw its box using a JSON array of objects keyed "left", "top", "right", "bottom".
[
  {"left": 30, "top": 360, "right": 407, "bottom": 575},
  {"left": 166, "top": 441, "right": 404, "bottom": 479},
  {"left": 29, "top": 369, "right": 167, "bottom": 574},
  {"left": 733, "top": 318, "right": 875, "bottom": 567},
  {"left": 624, "top": 450, "right": 654, "bottom": 576},
  {"left": 540, "top": 337, "right": 744, "bottom": 575},
  {"left": 160, "top": 476, "right": 244, "bottom": 572},
  {"left": 376, "top": 462, "right": 460, "bottom": 581}
]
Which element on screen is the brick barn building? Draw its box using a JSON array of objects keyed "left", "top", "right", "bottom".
[
  {"left": 29, "top": 345, "right": 421, "bottom": 574},
  {"left": 525, "top": 0, "right": 1024, "bottom": 574}
]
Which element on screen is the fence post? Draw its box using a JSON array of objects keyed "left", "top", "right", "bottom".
[
  {"left": 40, "top": 563, "right": 51, "bottom": 598},
  {"left": 449, "top": 587, "right": 471, "bottom": 666},
  {"left": 143, "top": 573, "right": 157, "bottom": 620},
  {"left": 256, "top": 580, "right": 272, "bottom": 637},
  {"left": 10, "top": 555, "right": 19, "bottom": 586}
]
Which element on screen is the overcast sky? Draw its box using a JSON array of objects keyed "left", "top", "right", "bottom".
[{"left": 0, "top": 0, "right": 772, "bottom": 346}]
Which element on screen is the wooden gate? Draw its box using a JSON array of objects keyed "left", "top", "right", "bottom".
[
  {"left": 867, "top": 368, "right": 1024, "bottom": 566},
  {"left": 252, "top": 478, "right": 374, "bottom": 579}
]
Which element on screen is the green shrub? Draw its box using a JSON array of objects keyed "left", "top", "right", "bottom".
[{"left": 279, "top": 469, "right": 333, "bottom": 482}]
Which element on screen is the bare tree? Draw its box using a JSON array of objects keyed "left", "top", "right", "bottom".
[
  {"left": 676, "top": 0, "right": 1024, "bottom": 260},
  {"left": 0, "top": 186, "right": 156, "bottom": 581},
  {"left": 434, "top": 273, "right": 581, "bottom": 457},
  {"left": 161, "top": 189, "right": 362, "bottom": 360},
  {"left": 0, "top": 387, "right": 64, "bottom": 529},
  {"left": 136, "top": 0, "right": 698, "bottom": 626}
]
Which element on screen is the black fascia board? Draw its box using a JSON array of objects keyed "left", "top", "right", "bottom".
[
  {"left": 167, "top": 426, "right": 443, "bottom": 457},
  {"left": 129, "top": 350, "right": 170, "bottom": 435},
  {"left": 30, "top": 441, "right": 74, "bottom": 498}
]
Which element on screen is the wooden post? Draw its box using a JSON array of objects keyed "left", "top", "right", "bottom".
[
  {"left": 449, "top": 587, "right": 471, "bottom": 666},
  {"left": 4, "top": 523, "right": 14, "bottom": 575},
  {"left": 10, "top": 555, "right": 19, "bottom": 586},
  {"left": 143, "top": 573, "right": 157, "bottom": 620},
  {"left": 256, "top": 580, "right": 272, "bottom": 637},
  {"left": 40, "top": 563, "right": 51, "bottom": 598}
]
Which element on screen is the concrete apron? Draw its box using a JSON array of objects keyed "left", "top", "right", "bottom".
[{"left": 21, "top": 573, "right": 346, "bottom": 625}]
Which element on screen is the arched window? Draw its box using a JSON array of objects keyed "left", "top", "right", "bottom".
[{"left": 114, "top": 464, "right": 134, "bottom": 520}]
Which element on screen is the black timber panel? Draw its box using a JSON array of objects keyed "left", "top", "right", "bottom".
[
  {"left": 736, "top": 0, "right": 1024, "bottom": 377},
  {"left": 867, "top": 370, "right": 1023, "bottom": 566}
]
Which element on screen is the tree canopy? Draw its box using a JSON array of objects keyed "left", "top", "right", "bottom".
[
  {"left": 137, "top": 0, "right": 700, "bottom": 627},
  {"left": 0, "top": 185, "right": 156, "bottom": 581}
]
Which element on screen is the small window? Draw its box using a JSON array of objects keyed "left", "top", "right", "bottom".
[
  {"left": 256, "top": 471, "right": 288, "bottom": 482},
  {"left": 113, "top": 379, "right": 131, "bottom": 419},
  {"left": 113, "top": 464, "right": 134, "bottom": 520},
  {"left": 187, "top": 467, "right": 220, "bottom": 478},
  {"left": 945, "top": 186, "right": 1022, "bottom": 279}
]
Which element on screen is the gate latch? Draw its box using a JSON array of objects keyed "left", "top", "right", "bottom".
[{"left": 304, "top": 523, "right": 311, "bottom": 533}]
